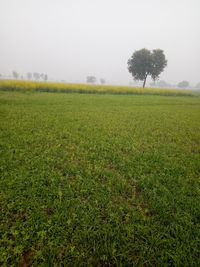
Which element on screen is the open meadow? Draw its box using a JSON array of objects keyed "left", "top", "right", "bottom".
[{"left": 0, "top": 88, "right": 200, "bottom": 266}]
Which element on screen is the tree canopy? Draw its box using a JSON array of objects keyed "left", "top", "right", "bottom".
[{"left": 127, "top": 48, "right": 167, "bottom": 88}]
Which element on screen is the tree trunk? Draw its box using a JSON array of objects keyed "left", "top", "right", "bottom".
[{"left": 143, "top": 74, "right": 148, "bottom": 88}]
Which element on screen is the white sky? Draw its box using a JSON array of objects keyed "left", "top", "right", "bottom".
[{"left": 0, "top": 0, "right": 199, "bottom": 85}]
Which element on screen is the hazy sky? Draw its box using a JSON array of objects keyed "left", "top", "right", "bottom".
[{"left": 0, "top": 0, "right": 199, "bottom": 85}]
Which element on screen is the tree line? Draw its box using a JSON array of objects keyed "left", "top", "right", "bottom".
[{"left": 11, "top": 71, "right": 48, "bottom": 81}]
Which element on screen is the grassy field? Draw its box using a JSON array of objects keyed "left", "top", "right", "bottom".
[
  {"left": 0, "top": 91, "right": 200, "bottom": 266},
  {"left": 0, "top": 80, "right": 194, "bottom": 96}
]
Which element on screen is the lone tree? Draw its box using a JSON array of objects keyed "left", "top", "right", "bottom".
[{"left": 127, "top": 48, "right": 167, "bottom": 88}]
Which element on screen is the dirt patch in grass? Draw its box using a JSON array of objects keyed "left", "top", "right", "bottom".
[{"left": 20, "top": 250, "right": 34, "bottom": 267}]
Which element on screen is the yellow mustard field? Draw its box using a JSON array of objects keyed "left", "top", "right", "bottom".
[{"left": 0, "top": 80, "right": 193, "bottom": 96}]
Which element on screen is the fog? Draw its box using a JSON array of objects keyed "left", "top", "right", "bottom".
[{"left": 0, "top": 0, "right": 199, "bottom": 86}]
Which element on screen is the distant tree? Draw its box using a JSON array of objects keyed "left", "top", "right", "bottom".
[
  {"left": 33, "top": 72, "right": 40, "bottom": 81},
  {"left": 156, "top": 80, "right": 171, "bottom": 88},
  {"left": 178, "top": 81, "right": 189, "bottom": 88},
  {"left": 100, "top": 78, "right": 106, "bottom": 85},
  {"left": 40, "top": 73, "right": 44, "bottom": 80},
  {"left": 86, "top": 76, "right": 96, "bottom": 84},
  {"left": 27, "top": 72, "right": 32, "bottom": 80},
  {"left": 44, "top": 74, "right": 48, "bottom": 81},
  {"left": 127, "top": 48, "right": 167, "bottom": 88},
  {"left": 20, "top": 75, "right": 24, "bottom": 80},
  {"left": 12, "top": 71, "right": 19, "bottom": 80}
]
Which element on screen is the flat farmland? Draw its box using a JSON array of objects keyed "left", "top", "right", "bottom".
[{"left": 0, "top": 91, "right": 200, "bottom": 266}]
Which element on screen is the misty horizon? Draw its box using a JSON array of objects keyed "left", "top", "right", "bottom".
[{"left": 1, "top": 0, "right": 199, "bottom": 86}]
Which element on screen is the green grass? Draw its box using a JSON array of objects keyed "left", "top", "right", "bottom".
[
  {"left": 0, "top": 80, "right": 194, "bottom": 96},
  {"left": 0, "top": 91, "right": 200, "bottom": 266}
]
